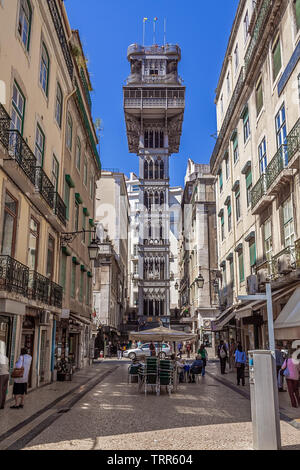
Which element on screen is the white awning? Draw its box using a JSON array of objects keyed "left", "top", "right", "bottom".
[
  {"left": 274, "top": 287, "right": 300, "bottom": 330},
  {"left": 211, "top": 307, "right": 236, "bottom": 331}
]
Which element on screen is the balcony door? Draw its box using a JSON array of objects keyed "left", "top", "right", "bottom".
[
  {"left": 2, "top": 192, "right": 18, "bottom": 258},
  {"left": 28, "top": 217, "right": 39, "bottom": 271}
]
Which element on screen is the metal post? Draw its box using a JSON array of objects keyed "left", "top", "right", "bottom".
[{"left": 266, "top": 283, "right": 275, "bottom": 353}]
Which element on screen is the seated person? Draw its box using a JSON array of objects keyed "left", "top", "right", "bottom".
[
  {"left": 189, "top": 355, "right": 203, "bottom": 383},
  {"left": 175, "top": 358, "right": 185, "bottom": 383}
]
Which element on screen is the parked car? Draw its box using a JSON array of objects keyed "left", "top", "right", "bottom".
[{"left": 123, "top": 342, "right": 171, "bottom": 360}]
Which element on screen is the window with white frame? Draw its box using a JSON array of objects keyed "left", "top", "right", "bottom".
[
  {"left": 11, "top": 82, "right": 25, "bottom": 134},
  {"left": 234, "top": 44, "right": 239, "bottom": 72},
  {"left": 39, "top": 42, "right": 50, "bottom": 96},
  {"left": 263, "top": 218, "right": 272, "bottom": 261},
  {"left": 282, "top": 198, "right": 295, "bottom": 248},
  {"left": 258, "top": 137, "right": 267, "bottom": 174},
  {"left": 243, "top": 10, "right": 249, "bottom": 43},
  {"left": 35, "top": 124, "right": 45, "bottom": 167},
  {"left": 272, "top": 34, "right": 282, "bottom": 82},
  {"left": 75, "top": 137, "right": 81, "bottom": 170},
  {"left": 18, "top": 0, "right": 32, "bottom": 51}
]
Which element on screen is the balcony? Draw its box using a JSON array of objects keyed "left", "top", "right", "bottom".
[
  {"left": 34, "top": 167, "right": 55, "bottom": 211},
  {"left": 46, "top": 0, "right": 73, "bottom": 80},
  {"left": 0, "top": 255, "right": 29, "bottom": 297},
  {"left": 28, "top": 271, "right": 50, "bottom": 304},
  {"left": 265, "top": 146, "right": 294, "bottom": 195},
  {"left": 124, "top": 97, "right": 185, "bottom": 110},
  {"left": 49, "top": 192, "right": 67, "bottom": 231},
  {"left": 49, "top": 281, "right": 63, "bottom": 308},
  {"left": 251, "top": 173, "right": 273, "bottom": 214},
  {"left": 0, "top": 128, "right": 37, "bottom": 193}
]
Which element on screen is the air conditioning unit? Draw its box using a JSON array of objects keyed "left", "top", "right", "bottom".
[
  {"left": 278, "top": 254, "right": 293, "bottom": 274},
  {"left": 257, "top": 269, "right": 268, "bottom": 286},
  {"left": 247, "top": 275, "right": 258, "bottom": 295},
  {"left": 39, "top": 310, "right": 50, "bottom": 325}
]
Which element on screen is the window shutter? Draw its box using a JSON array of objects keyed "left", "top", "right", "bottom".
[
  {"left": 246, "top": 170, "right": 252, "bottom": 189},
  {"left": 279, "top": 206, "right": 285, "bottom": 247},
  {"left": 239, "top": 251, "right": 244, "bottom": 282},
  {"left": 272, "top": 38, "right": 282, "bottom": 80},
  {"left": 228, "top": 204, "right": 232, "bottom": 216},
  {"left": 256, "top": 79, "right": 263, "bottom": 115},
  {"left": 249, "top": 241, "right": 256, "bottom": 267},
  {"left": 295, "top": 0, "right": 300, "bottom": 31}
]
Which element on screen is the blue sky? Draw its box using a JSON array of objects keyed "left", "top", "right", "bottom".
[{"left": 65, "top": 0, "right": 239, "bottom": 188}]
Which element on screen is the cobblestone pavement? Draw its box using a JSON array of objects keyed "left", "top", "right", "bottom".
[{"left": 0, "top": 359, "right": 298, "bottom": 451}]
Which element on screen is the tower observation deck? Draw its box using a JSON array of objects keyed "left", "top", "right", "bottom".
[{"left": 123, "top": 43, "right": 185, "bottom": 326}]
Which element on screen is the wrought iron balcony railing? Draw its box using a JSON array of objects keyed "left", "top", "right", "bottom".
[
  {"left": 210, "top": 67, "right": 244, "bottom": 171},
  {"left": 0, "top": 103, "right": 11, "bottom": 138},
  {"left": 54, "top": 192, "right": 67, "bottom": 226},
  {"left": 35, "top": 167, "right": 55, "bottom": 210},
  {"left": 244, "top": 0, "right": 272, "bottom": 74},
  {"left": 251, "top": 173, "right": 268, "bottom": 210},
  {"left": 295, "top": 239, "right": 300, "bottom": 269},
  {"left": 46, "top": 0, "right": 73, "bottom": 80},
  {"left": 265, "top": 145, "right": 288, "bottom": 190},
  {"left": 0, "top": 255, "right": 29, "bottom": 296},
  {"left": 28, "top": 271, "right": 50, "bottom": 304},
  {"left": 1, "top": 129, "right": 37, "bottom": 186},
  {"left": 50, "top": 281, "right": 63, "bottom": 308}
]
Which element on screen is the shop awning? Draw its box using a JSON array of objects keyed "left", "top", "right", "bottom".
[
  {"left": 70, "top": 313, "right": 91, "bottom": 326},
  {"left": 211, "top": 306, "right": 236, "bottom": 331},
  {"left": 129, "top": 325, "right": 197, "bottom": 342},
  {"left": 274, "top": 288, "right": 300, "bottom": 338}
]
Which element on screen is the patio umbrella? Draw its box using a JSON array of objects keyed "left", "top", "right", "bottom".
[{"left": 129, "top": 325, "right": 197, "bottom": 342}]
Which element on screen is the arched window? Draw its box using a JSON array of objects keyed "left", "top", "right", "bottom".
[
  {"left": 149, "top": 130, "right": 154, "bottom": 148},
  {"left": 160, "top": 131, "right": 164, "bottom": 148},
  {"left": 149, "top": 160, "right": 154, "bottom": 179},
  {"left": 144, "top": 160, "right": 148, "bottom": 179},
  {"left": 154, "top": 131, "right": 159, "bottom": 148},
  {"left": 40, "top": 42, "right": 50, "bottom": 96},
  {"left": 160, "top": 192, "right": 164, "bottom": 206},
  {"left": 155, "top": 161, "right": 159, "bottom": 179},
  {"left": 160, "top": 160, "right": 164, "bottom": 179},
  {"left": 155, "top": 191, "right": 159, "bottom": 206},
  {"left": 144, "top": 131, "right": 149, "bottom": 148}
]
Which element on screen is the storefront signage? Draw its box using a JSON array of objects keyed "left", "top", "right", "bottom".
[{"left": 61, "top": 309, "right": 70, "bottom": 319}]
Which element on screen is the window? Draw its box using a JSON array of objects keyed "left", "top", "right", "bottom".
[
  {"left": 256, "top": 77, "right": 263, "bottom": 116},
  {"left": 75, "top": 137, "right": 81, "bottom": 170},
  {"left": 294, "top": 0, "right": 300, "bottom": 32},
  {"left": 234, "top": 44, "right": 239, "bottom": 72},
  {"left": 258, "top": 138, "right": 267, "bottom": 174},
  {"left": 46, "top": 235, "right": 55, "bottom": 280},
  {"left": 64, "top": 182, "right": 70, "bottom": 220},
  {"left": 220, "top": 95, "right": 224, "bottom": 117},
  {"left": 221, "top": 214, "right": 225, "bottom": 241},
  {"left": 249, "top": 240, "right": 256, "bottom": 267},
  {"left": 66, "top": 113, "right": 73, "bottom": 150},
  {"left": 18, "top": 0, "right": 32, "bottom": 51},
  {"left": 74, "top": 201, "right": 79, "bottom": 231},
  {"left": 86, "top": 276, "right": 90, "bottom": 306},
  {"left": 55, "top": 83, "right": 63, "bottom": 127},
  {"left": 263, "top": 219, "right": 272, "bottom": 261},
  {"left": 35, "top": 125, "right": 45, "bottom": 167},
  {"left": 233, "top": 133, "right": 239, "bottom": 163},
  {"left": 28, "top": 217, "right": 39, "bottom": 271},
  {"left": 225, "top": 155, "right": 230, "bottom": 180},
  {"left": 242, "top": 107, "right": 251, "bottom": 143},
  {"left": 227, "top": 203, "right": 232, "bottom": 233},
  {"left": 244, "top": 10, "right": 249, "bottom": 43},
  {"left": 51, "top": 155, "right": 59, "bottom": 191},
  {"left": 83, "top": 159, "right": 87, "bottom": 186},
  {"left": 221, "top": 265, "right": 226, "bottom": 288},
  {"left": 71, "top": 262, "right": 76, "bottom": 298},
  {"left": 235, "top": 189, "right": 241, "bottom": 221},
  {"left": 238, "top": 250, "right": 245, "bottom": 283},
  {"left": 229, "top": 258, "right": 234, "bottom": 286},
  {"left": 275, "top": 104, "right": 287, "bottom": 149},
  {"left": 39, "top": 43, "right": 50, "bottom": 96},
  {"left": 219, "top": 168, "right": 223, "bottom": 193},
  {"left": 246, "top": 170, "right": 252, "bottom": 208},
  {"left": 272, "top": 35, "right": 282, "bottom": 81},
  {"left": 60, "top": 253, "right": 67, "bottom": 293},
  {"left": 227, "top": 72, "right": 231, "bottom": 96},
  {"left": 82, "top": 211, "right": 86, "bottom": 244},
  {"left": 11, "top": 82, "right": 25, "bottom": 134},
  {"left": 79, "top": 270, "right": 84, "bottom": 302},
  {"left": 133, "top": 244, "right": 138, "bottom": 256},
  {"left": 2, "top": 192, "right": 18, "bottom": 257},
  {"left": 282, "top": 198, "right": 295, "bottom": 247}
]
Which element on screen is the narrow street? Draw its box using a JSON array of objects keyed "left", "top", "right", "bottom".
[{"left": 1, "top": 360, "right": 300, "bottom": 451}]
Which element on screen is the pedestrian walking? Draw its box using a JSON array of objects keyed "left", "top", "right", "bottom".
[
  {"left": 177, "top": 342, "right": 183, "bottom": 359},
  {"left": 117, "top": 342, "right": 123, "bottom": 360},
  {"left": 186, "top": 341, "right": 191, "bottom": 358},
  {"left": 198, "top": 344, "right": 208, "bottom": 376},
  {"left": 229, "top": 338, "right": 237, "bottom": 371},
  {"left": 275, "top": 348, "right": 286, "bottom": 392},
  {"left": 218, "top": 340, "right": 228, "bottom": 374},
  {"left": 0, "top": 341, "right": 9, "bottom": 410},
  {"left": 10, "top": 348, "right": 32, "bottom": 409},
  {"left": 281, "top": 353, "right": 300, "bottom": 408},
  {"left": 149, "top": 341, "right": 156, "bottom": 357},
  {"left": 235, "top": 343, "right": 247, "bottom": 386}
]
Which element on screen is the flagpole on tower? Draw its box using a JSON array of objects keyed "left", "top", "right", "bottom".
[
  {"left": 153, "top": 17, "right": 158, "bottom": 45},
  {"left": 164, "top": 18, "right": 166, "bottom": 46},
  {"left": 143, "top": 17, "right": 148, "bottom": 46}
]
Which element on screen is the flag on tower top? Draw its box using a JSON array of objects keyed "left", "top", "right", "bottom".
[
  {"left": 154, "top": 17, "right": 158, "bottom": 21},
  {"left": 143, "top": 17, "right": 148, "bottom": 22}
]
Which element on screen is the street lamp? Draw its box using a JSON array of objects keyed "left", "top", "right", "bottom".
[
  {"left": 195, "top": 274, "right": 204, "bottom": 289},
  {"left": 88, "top": 239, "right": 99, "bottom": 261},
  {"left": 175, "top": 281, "right": 179, "bottom": 291}
]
